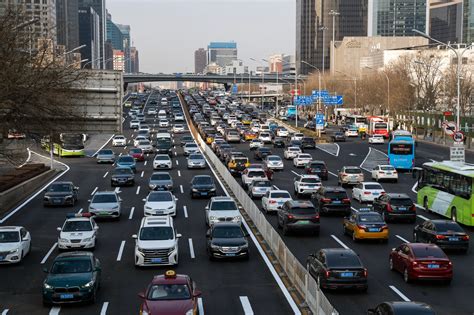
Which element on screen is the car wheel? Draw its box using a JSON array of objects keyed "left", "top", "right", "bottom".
[
  {"left": 389, "top": 257, "right": 395, "bottom": 271},
  {"left": 423, "top": 197, "right": 429, "bottom": 212},
  {"left": 277, "top": 216, "right": 282, "bottom": 228},
  {"left": 343, "top": 224, "right": 347, "bottom": 235},
  {"left": 352, "top": 231, "right": 358, "bottom": 242},
  {"left": 451, "top": 207, "right": 457, "bottom": 222},
  {"left": 403, "top": 268, "right": 411, "bottom": 283}
]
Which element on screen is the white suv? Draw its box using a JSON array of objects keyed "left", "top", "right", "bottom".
[
  {"left": 0, "top": 226, "right": 31, "bottom": 264},
  {"left": 205, "top": 196, "right": 242, "bottom": 226},
  {"left": 133, "top": 216, "right": 181, "bottom": 266}
]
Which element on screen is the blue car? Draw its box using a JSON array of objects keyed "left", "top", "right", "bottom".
[{"left": 116, "top": 155, "right": 136, "bottom": 172}]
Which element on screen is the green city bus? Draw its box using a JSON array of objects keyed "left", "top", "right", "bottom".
[
  {"left": 41, "top": 133, "right": 86, "bottom": 157},
  {"left": 417, "top": 161, "right": 474, "bottom": 226}
]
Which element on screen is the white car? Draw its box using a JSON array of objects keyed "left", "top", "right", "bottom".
[
  {"left": 371, "top": 165, "right": 398, "bottom": 182},
  {"left": 291, "top": 133, "right": 304, "bottom": 141},
  {"left": 130, "top": 120, "right": 140, "bottom": 129},
  {"left": 147, "top": 108, "right": 157, "bottom": 115},
  {"left": 293, "top": 175, "right": 322, "bottom": 197},
  {"left": 277, "top": 128, "right": 289, "bottom": 137},
  {"left": 251, "top": 124, "right": 260, "bottom": 133},
  {"left": 158, "top": 110, "right": 167, "bottom": 119},
  {"left": 57, "top": 213, "right": 98, "bottom": 250},
  {"left": 143, "top": 191, "right": 177, "bottom": 216},
  {"left": 345, "top": 129, "right": 358, "bottom": 137},
  {"left": 241, "top": 168, "right": 268, "bottom": 188},
  {"left": 368, "top": 135, "right": 385, "bottom": 144},
  {"left": 261, "top": 190, "right": 292, "bottom": 214},
  {"left": 112, "top": 135, "right": 127, "bottom": 146},
  {"left": 153, "top": 154, "right": 172, "bottom": 169},
  {"left": 159, "top": 119, "right": 169, "bottom": 127},
  {"left": 0, "top": 226, "right": 31, "bottom": 264},
  {"left": 139, "top": 124, "right": 150, "bottom": 133},
  {"left": 205, "top": 196, "right": 242, "bottom": 226},
  {"left": 134, "top": 136, "right": 148, "bottom": 147},
  {"left": 183, "top": 143, "right": 199, "bottom": 156},
  {"left": 137, "top": 140, "right": 154, "bottom": 153},
  {"left": 352, "top": 182, "right": 386, "bottom": 203},
  {"left": 258, "top": 132, "right": 272, "bottom": 144},
  {"left": 284, "top": 146, "right": 302, "bottom": 160},
  {"left": 133, "top": 216, "right": 181, "bottom": 266},
  {"left": 293, "top": 153, "right": 313, "bottom": 167},
  {"left": 249, "top": 139, "right": 264, "bottom": 150},
  {"left": 172, "top": 124, "right": 185, "bottom": 133},
  {"left": 264, "top": 155, "right": 284, "bottom": 170},
  {"left": 174, "top": 113, "right": 184, "bottom": 121}
]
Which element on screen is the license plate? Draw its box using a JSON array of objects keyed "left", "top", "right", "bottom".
[
  {"left": 386, "top": 172, "right": 392, "bottom": 175},
  {"left": 368, "top": 228, "right": 379, "bottom": 232},
  {"left": 60, "top": 294, "right": 74, "bottom": 299},
  {"left": 278, "top": 201, "right": 284, "bottom": 205},
  {"left": 333, "top": 201, "right": 341, "bottom": 204},
  {"left": 449, "top": 237, "right": 459, "bottom": 241},
  {"left": 99, "top": 211, "right": 109, "bottom": 215},
  {"left": 297, "top": 220, "right": 311, "bottom": 225},
  {"left": 201, "top": 192, "right": 208, "bottom": 196},
  {"left": 373, "top": 192, "right": 379, "bottom": 196},
  {"left": 340, "top": 272, "right": 353, "bottom": 277},
  {"left": 398, "top": 207, "right": 406, "bottom": 211},
  {"left": 151, "top": 258, "right": 162, "bottom": 263},
  {"left": 53, "top": 199, "right": 61, "bottom": 204},
  {"left": 226, "top": 253, "right": 236, "bottom": 257},
  {"left": 428, "top": 264, "right": 439, "bottom": 269}
]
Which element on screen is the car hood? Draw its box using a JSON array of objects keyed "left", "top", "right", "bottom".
[
  {"left": 111, "top": 173, "right": 133, "bottom": 178},
  {"left": 0, "top": 243, "right": 21, "bottom": 252},
  {"left": 211, "top": 238, "right": 247, "bottom": 247},
  {"left": 145, "top": 299, "right": 194, "bottom": 315},
  {"left": 117, "top": 162, "right": 135, "bottom": 167},
  {"left": 89, "top": 202, "right": 119, "bottom": 210},
  {"left": 45, "top": 192, "right": 72, "bottom": 197},
  {"left": 137, "top": 239, "right": 176, "bottom": 249},
  {"left": 146, "top": 201, "right": 175, "bottom": 210},
  {"left": 208, "top": 210, "right": 240, "bottom": 218},
  {"left": 60, "top": 231, "right": 94, "bottom": 239},
  {"left": 150, "top": 180, "right": 172, "bottom": 186},
  {"left": 46, "top": 272, "right": 93, "bottom": 287}
]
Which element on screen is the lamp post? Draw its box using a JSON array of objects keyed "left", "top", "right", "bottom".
[
  {"left": 319, "top": 26, "right": 328, "bottom": 74},
  {"left": 328, "top": 10, "right": 340, "bottom": 75},
  {"left": 82, "top": 57, "right": 103, "bottom": 69},
  {"left": 302, "top": 61, "right": 322, "bottom": 137},
  {"left": 365, "top": 66, "right": 390, "bottom": 116},
  {"left": 412, "top": 29, "right": 474, "bottom": 130}
]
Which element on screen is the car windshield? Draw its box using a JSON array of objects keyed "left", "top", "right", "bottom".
[
  {"left": 434, "top": 222, "right": 464, "bottom": 233},
  {"left": 253, "top": 181, "right": 271, "bottom": 187},
  {"left": 365, "top": 184, "right": 383, "bottom": 190},
  {"left": 271, "top": 192, "right": 291, "bottom": 199},
  {"left": 345, "top": 168, "right": 361, "bottom": 174},
  {"left": 99, "top": 150, "right": 113, "bottom": 155},
  {"left": 92, "top": 194, "right": 117, "bottom": 203},
  {"left": 114, "top": 136, "right": 125, "bottom": 140},
  {"left": 147, "top": 284, "right": 191, "bottom": 301},
  {"left": 289, "top": 148, "right": 300, "bottom": 152},
  {"left": 289, "top": 207, "right": 316, "bottom": 215},
  {"left": 119, "top": 156, "right": 134, "bottom": 163},
  {"left": 412, "top": 246, "right": 446, "bottom": 259},
  {"left": 48, "top": 183, "right": 71, "bottom": 192},
  {"left": 301, "top": 178, "right": 320, "bottom": 183},
  {"left": 326, "top": 252, "right": 362, "bottom": 268},
  {"left": 148, "top": 192, "right": 172, "bottom": 202},
  {"left": 139, "top": 227, "right": 174, "bottom": 241},
  {"left": 186, "top": 144, "right": 198, "bottom": 148},
  {"left": 139, "top": 141, "right": 150, "bottom": 145},
  {"left": 299, "top": 155, "right": 311, "bottom": 159},
  {"left": 259, "top": 148, "right": 270, "bottom": 152},
  {"left": 325, "top": 191, "right": 347, "bottom": 199},
  {"left": 0, "top": 231, "right": 20, "bottom": 243},
  {"left": 151, "top": 174, "right": 171, "bottom": 181},
  {"left": 189, "top": 154, "right": 204, "bottom": 160},
  {"left": 380, "top": 166, "right": 395, "bottom": 171},
  {"left": 50, "top": 259, "right": 92, "bottom": 274},
  {"left": 193, "top": 177, "right": 213, "bottom": 185},
  {"left": 155, "top": 156, "right": 170, "bottom": 161},
  {"left": 390, "top": 198, "right": 413, "bottom": 206},
  {"left": 358, "top": 214, "right": 383, "bottom": 222},
  {"left": 114, "top": 168, "right": 132, "bottom": 175},
  {"left": 212, "top": 226, "right": 244, "bottom": 238},
  {"left": 63, "top": 221, "right": 93, "bottom": 232},
  {"left": 210, "top": 201, "right": 238, "bottom": 211},
  {"left": 268, "top": 156, "right": 281, "bottom": 161},
  {"left": 248, "top": 171, "right": 265, "bottom": 177}
]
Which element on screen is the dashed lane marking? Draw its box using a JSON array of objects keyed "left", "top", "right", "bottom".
[
  {"left": 198, "top": 298, "right": 204, "bottom": 315},
  {"left": 103, "top": 172, "right": 108, "bottom": 178},
  {"left": 239, "top": 296, "right": 254, "bottom": 315},
  {"left": 116, "top": 241, "right": 126, "bottom": 261},
  {"left": 389, "top": 285, "right": 411, "bottom": 302},
  {"left": 331, "top": 235, "right": 350, "bottom": 249},
  {"left": 49, "top": 307, "right": 60, "bottom": 315},
  {"left": 396, "top": 235, "right": 410, "bottom": 243},
  {"left": 188, "top": 238, "right": 195, "bottom": 259},
  {"left": 41, "top": 243, "right": 58, "bottom": 264},
  {"left": 2, "top": 309, "right": 9, "bottom": 315},
  {"left": 144, "top": 161, "right": 148, "bottom": 166},
  {"left": 180, "top": 185, "right": 184, "bottom": 193},
  {"left": 178, "top": 171, "right": 181, "bottom": 177},
  {"left": 129, "top": 207, "right": 135, "bottom": 220},
  {"left": 136, "top": 186, "right": 141, "bottom": 195},
  {"left": 183, "top": 206, "right": 188, "bottom": 218},
  {"left": 100, "top": 302, "right": 109, "bottom": 315},
  {"left": 90, "top": 187, "right": 98, "bottom": 196},
  {"left": 141, "top": 171, "right": 144, "bottom": 178}
]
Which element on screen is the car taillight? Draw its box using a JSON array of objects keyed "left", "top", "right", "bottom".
[
  {"left": 321, "top": 198, "right": 331, "bottom": 203},
  {"left": 342, "top": 173, "right": 348, "bottom": 177},
  {"left": 325, "top": 270, "right": 331, "bottom": 278},
  {"left": 410, "top": 205, "right": 416, "bottom": 212},
  {"left": 364, "top": 191, "right": 371, "bottom": 195},
  {"left": 386, "top": 204, "right": 393, "bottom": 212},
  {"left": 269, "top": 200, "right": 277, "bottom": 204},
  {"left": 381, "top": 225, "right": 388, "bottom": 230},
  {"left": 314, "top": 214, "right": 320, "bottom": 219},
  {"left": 436, "top": 235, "right": 447, "bottom": 240},
  {"left": 363, "top": 268, "right": 368, "bottom": 277},
  {"left": 378, "top": 171, "right": 385, "bottom": 174},
  {"left": 357, "top": 225, "right": 367, "bottom": 230},
  {"left": 287, "top": 214, "right": 294, "bottom": 219},
  {"left": 342, "top": 198, "right": 351, "bottom": 204},
  {"left": 412, "top": 261, "right": 418, "bottom": 267},
  {"left": 461, "top": 235, "right": 470, "bottom": 241}
]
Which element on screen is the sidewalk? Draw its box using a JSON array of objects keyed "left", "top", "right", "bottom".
[{"left": 84, "top": 134, "right": 114, "bottom": 157}]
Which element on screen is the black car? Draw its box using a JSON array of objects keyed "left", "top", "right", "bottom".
[
  {"left": 307, "top": 248, "right": 368, "bottom": 291},
  {"left": 413, "top": 219, "right": 469, "bottom": 253},
  {"left": 331, "top": 132, "right": 346, "bottom": 142},
  {"left": 277, "top": 200, "right": 320, "bottom": 235},
  {"left": 372, "top": 193, "right": 416, "bottom": 223},
  {"left": 304, "top": 161, "right": 329, "bottom": 180},
  {"left": 368, "top": 301, "right": 436, "bottom": 315},
  {"left": 301, "top": 137, "right": 316, "bottom": 149},
  {"left": 288, "top": 139, "right": 302, "bottom": 148},
  {"left": 254, "top": 147, "right": 272, "bottom": 160},
  {"left": 43, "top": 181, "right": 79, "bottom": 207},
  {"left": 155, "top": 138, "right": 173, "bottom": 155},
  {"left": 190, "top": 175, "right": 216, "bottom": 198},
  {"left": 311, "top": 186, "right": 351, "bottom": 216},
  {"left": 273, "top": 137, "right": 286, "bottom": 148},
  {"left": 180, "top": 135, "right": 194, "bottom": 146},
  {"left": 206, "top": 223, "right": 249, "bottom": 260},
  {"left": 110, "top": 167, "right": 135, "bottom": 187}
]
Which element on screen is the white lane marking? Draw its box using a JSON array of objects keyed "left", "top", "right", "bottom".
[
  {"left": 90, "top": 187, "right": 98, "bottom": 196},
  {"left": 128, "top": 140, "right": 131, "bottom": 144},
  {"left": 41, "top": 243, "right": 58, "bottom": 264},
  {"left": 136, "top": 186, "right": 141, "bottom": 195},
  {"left": 77, "top": 208, "right": 83, "bottom": 214},
  {"left": 103, "top": 171, "right": 109, "bottom": 178},
  {"left": 239, "top": 296, "right": 254, "bottom": 315},
  {"left": 100, "top": 302, "right": 109, "bottom": 315},
  {"left": 291, "top": 170, "right": 299, "bottom": 176},
  {"left": 359, "top": 147, "right": 372, "bottom": 172},
  {"left": 396, "top": 235, "right": 410, "bottom": 243},
  {"left": 124, "top": 146, "right": 127, "bottom": 150},
  {"left": 351, "top": 207, "right": 359, "bottom": 212},
  {"left": 49, "top": 307, "right": 60, "bottom": 315},
  {"left": 174, "top": 151, "right": 178, "bottom": 156},
  {"left": 331, "top": 235, "right": 350, "bottom": 249},
  {"left": 141, "top": 171, "right": 144, "bottom": 178},
  {"left": 91, "top": 134, "right": 115, "bottom": 157},
  {"left": 144, "top": 161, "right": 148, "bottom": 166},
  {"left": 411, "top": 181, "right": 418, "bottom": 194},
  {"left": 328, "top": 170, "right": 338, "bottom": 177},
  {"left": 198, "top": 298, "right": 205, "bottom": 315},
  {"left": 178, "top": 170, "right": 181, "bottom": 177},
  {"left": 146, "top": 153, "right": 150, "bottom": 157},
  {"left": 2, "top": 309, "right": 9, "bottom": 315},
  {"left": 349, "top": 153, "right": 356, "bottom": 156},
  {"left": 116, "top": 241, "right": 126, "bottom": 261},
  {"left": 129, "top": 207, "right": 135, "bottom": 220},
  {"left": 317, "top": 143, "right": 340, "bottom": 157},
  {"left": 180, "top": 185, "right": 184, "bottom": 193},
  {"left": 188, "top": 238, "right": 195, "bottom": 259},
  {"left": 183, "top": 206, "right": 188, "bottom": 218},
  {"left": 119, "top": 153, "right": 122, "bottom": 157},
  {"left": 389, "top": 285, "right": 411, "bottom": 302},
  {"left": 176, "top": 160, "right": 179, "bottom": 165},
  {"left": 417, "top": 214, "right": 429, "bottom": 221},
  {"left": 114, "top": 187, "right": 121, "bottom": 193}
]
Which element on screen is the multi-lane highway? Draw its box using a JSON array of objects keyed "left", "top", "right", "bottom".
[{"left": 0, "top": 92, "right": 296, "bottom": 315}]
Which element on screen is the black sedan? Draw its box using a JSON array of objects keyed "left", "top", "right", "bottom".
[
  {"left": 254, "top": 147, "right": 272, "bottom": 160},
  {"left": 368, "top": 302, "right": 435, "bottom": 315},
  {"left": 301, "top": 137, "right": 316, "bottom": 149},
  {"left": 190, "top": 175, "right": 216, "bottom": 198},
  {"left": 307, "top": 248, "right": 368, "bottom": 291},
  {"left": 206, "top": 223, "right": 249, "bottom": 260},
  {"left": 273, "top": 137, "right": 286, "bottom": 148},
  {"left": 110, "top": 167, "right": 135, "bottom": 187},
  {"left": 413, "top": 219, "right": 469, "bottom": 253},
  {"left": 43, "top": 181, "right": 79, "bottom": 207}
]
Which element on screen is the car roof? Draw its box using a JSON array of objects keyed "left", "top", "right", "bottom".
[
  {"left": 51, "top": 181, "right": 73, "bottom": 185},
  {"left": 94, "top": 191, "right": 117, "bottom": 196},
  {"left": 0, "top": 226, "right": 22, "bottom": 232},
  {"left": 270, "top": 190, "right": 290, "bottom": 194},
  {"left": 212, "top": 222, "right": 241, "bottom": 229},
  {"left": 56, "top": 251, "right": 94, "bottom": 259},
  {"left": 211, "top": 196, "right": 234, "bottom": 201},
  {"left": 382, "top": 301, "right": 434, "bottom": 313},
  {"left": 320, "top": 248, "right": 356, "bottom": 256},
  {"left": 285, "top": 200, "right": 314, "bottom": 207},
  {"left": 322, "top": 186, "right": 346, "bottom": 192},
  {"left": 387, "top": 193, "right": 410, "bottom": 199},
  {"left": 298, "top": 174, "right": 320, "bottom": 179},
  {"left": 152, "top": 273, "right": 189, "bottom": 285},
  {"left": 141, "top": 216, "right": 172, "bottom": 227}
]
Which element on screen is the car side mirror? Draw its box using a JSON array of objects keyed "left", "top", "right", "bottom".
[
  {"left": 22, "top": 235, "right": 30, "bottom": 241},
  {"left": 193, "top": 290, "right": 202, "bottom": 297},
  {"left": 94, "top": 226, "right": 99, "bottom": 230},
  {"left": 88, "top": 199, "right": 91, "bottom": 203},
  {"left": 176, "top": 233, "right": 182, "bottom": 238},
  {"left": 56, "top": 227, "right": 62, "bottom": 232},
  {"left": 94, "top": 266, "right": 101, "bottom": 272},
  {"left": 142, "top": 198, "right": 146, "bottom": 202},
  {"left": 132, "top": 234, "right": 138, "bottom": 239},
  {"left": 75, "top": 187, "right": 79, "bottom": 191},
  {"left": 206, "top": 230, "right": 211, "bottom": 238},
  {"left": 205, "top": 206, "right": 209, "bottom": 210},
  {"left": 391, "top": 248, "right": 396, "bottom": 252}
]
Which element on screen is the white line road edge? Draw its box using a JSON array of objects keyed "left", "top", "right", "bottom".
[
  {"left": 41, "top": 243, "right": 58, "bottom": 264},
  {"left": 116, "top": 241, "right": 126, "bottom": 261},
  {"left": 396, "top": 235, "right": 410, "bottom": 243},
  {"left": 330, "top": 235, "right": 350, "bottom": 249},
  {"left": 182, "top": 95, "right": 302, "bottom": 314},
  {"left": 239, "top": 296, "right": 254, "bottom": 315},
  {"left": 389, "top": 285, "right": 411, "bottom": 302},
  {"left": 49, "top": 306, "right": 60, "bottom": 315},
  {"left": 197, "top": 298, "right": 204, "bottom": 315},
  {"left": 188, "top": 238, "right": 195, "bottom": 259},
  {"left": 91, "top": 134, "right": 115, "bottom": 157},
  {"left": 19, "top": 147, "right": 32, "bottom": 168},
  {"left": 317, "top": 143, "right": 340, "bottom": 157},
  {"left": 100, "top": 302, "right": 109, "bottom": 315},
  {"left": 359, "top": 147, "right": 373, "bottom": 172}
]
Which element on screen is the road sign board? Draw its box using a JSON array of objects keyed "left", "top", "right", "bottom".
[
  {"left": 442, "top": 121, "right": 457, "bottom": 136},
  {"left": 443, "top": 111, "right": 453, "bottom": 117},
  {"left": 453, "top": 131, "right": 464, "bottom": 143},
  {"left": 312, "top": 90, "right": 329, "bottom": 97},
  {"left": 315, "top": 114, "right": 325, "bottom": 130},
  {"left": 450, "top": 146, "right": 465, "bottom": 162}
]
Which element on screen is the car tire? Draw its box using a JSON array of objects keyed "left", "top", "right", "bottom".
[
  {"left": 423, "top": 197, "right": 429, "bottom": 212},
  {"left": 451, "top": 207, "right": 457, "bottom": 222},
  {"left": 403, "top": 268, "right": 411, "bottom": 283},
  {"left": 352, "top": 231, "right": 358, "bottom": 242},
  {"left": 389, "top": 257, "right": 395, "bottom": 271},
  {"left": 277, "top": 216, "right": 282, "bottom": 228}
]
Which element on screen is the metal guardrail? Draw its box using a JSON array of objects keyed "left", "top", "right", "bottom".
[{"left": 182, "top": 98, "right": 338, "bottom": 315}]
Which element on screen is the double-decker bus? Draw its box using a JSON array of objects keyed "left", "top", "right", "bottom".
[
  {"left": 367, "top": 116, "right": 389, "bottom": 138},
  {"left": 417, "top": 161, "right": 474, "bottom": 226},
  {"left": 388, "top": 136, "right": 415, "bottom": 170},
  {"left": 42, "top": 133, "right": 86, "bottom": 157}
]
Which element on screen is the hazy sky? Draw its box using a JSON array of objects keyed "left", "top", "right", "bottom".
[{"left": 107, "top": 0, "right": 295, "bottom": 73}]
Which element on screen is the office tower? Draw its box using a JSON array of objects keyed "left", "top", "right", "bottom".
[
  {"left": 78, "top": 6, "right": 100, "bottom": 69},
  {"left": 130, "top": 46, "right": 139, "bottom": 73},
  {"left": 430, "top": 0, "right": 462, "bottom": 43},
  {"left": 296, "top": 0, "right": 317, "bottom": 75},
  {"left": 194, "top": 48, "right": 207, "bottom": 74},
  {"left": 116, "top": 24, "right": 131, "bottom": 73},
  {"left": 78, "top": 0, "right": 105, "bottom": 68},
  {"left": 207, "top": 42, "right": 237, "bottom": 68},
  {"left": 56, "top": 0, "right": 79, "bottom": 51}
]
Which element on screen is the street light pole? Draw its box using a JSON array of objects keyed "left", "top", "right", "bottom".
[
  {"left": 319, "top": 26, "right": 328, "bottom": 74},
  {"left": 302, "top": 61, "right": 322, "bottom": 136},
  {"left": 328, "top": 10, "right": 340, "bottom": 75}
]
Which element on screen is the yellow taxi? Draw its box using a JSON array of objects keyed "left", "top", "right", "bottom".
[
  {"left": 343, "top": 210, "right": 388, "bottom": 242},
  {"left": 242, "top": 117, "right": 252, "bottom": 125},
  {"left": 243, "top": 131, "right": 257, "bottom": 141},
  {"left": 206, "top": 134, "right": 215, "bottom": 145},
  {"left": 358, "top": 124, "right": 368, "bottom": 133},
  {"left": 228, "top": 156, "right": 250, "bottom": 175}
]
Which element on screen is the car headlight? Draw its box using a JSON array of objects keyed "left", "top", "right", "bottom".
[
  {"left": 112, "top": 206, "right": 119, "bottom": 210},
  {"left": 192, "top": 188, "right": 199, "bottom": 192},
  {"left": 145, "top": 206, "right": 152, "bottom": 210},
  {"left": 149, "top": 184, "right": 156, "bottom": 188},
  {"left": 232, "top": 216, "right": 241, "bottom": 222},
  {"left": 210, "top": 188, "right": 216, "bottom": 191},
  {"left": 58, "top": 238, "right": 69, "bottom": 243},
  {"left": 137, "top": 247, "right": 144, "bottom": 253},
  {"left": 64, "top": 195, "right": 73, "bottom": 199},
  {"left": 43, "top": 282, "right": 53, "bottom": 290},
  {"left": 210, "top": 244, "right": 220, "bottom": 250},
  {"left": 167, "top": 206, "right": 174, "bottom": 210},
  {"left": 8, "top": 248, "right": 19, "bottom": 254},
  {"left": 239, "top": 244, "right": 249, "bottom": 250},
  {"left": 43, "top": 196, "right": 50, "bottom": 199},
  {"left": 83, "top": 237, "right": 93, "bottom": 243},
  {"left": 81, "top": 280, "right": 94, "bottom": 289},
  {"left": 209, "top": 216, "right": 217, "bottom": 221}
]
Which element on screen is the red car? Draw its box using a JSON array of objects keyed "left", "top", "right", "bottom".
[
  {"left": 139, "top": 270, "right": 201, "bottom": 315},
  {"left": 129, "top": 148, "right": 145, "bottom": 162},
  {"left": 389, "top": 243, "right": 452, "bottom": 284}
]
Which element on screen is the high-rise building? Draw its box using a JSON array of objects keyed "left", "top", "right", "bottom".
[
  {"left": 268, "top": 54, "right": 284, "bottom": 73},
  {"left": 367, "top": 0, "right": 428, "bottom": 36},
  {"left": 194, "top": 48, "right": 207, "bottom": 74},
  {"left": 296, "top": 0, "right": 317, "bottom": 75},
  {"left": 113, "top": 49, "right": 125, "bottom": 71},
  {"left": 207, "top": 42, "right": 237, "bottom": 68},
  {"left": 104, "top": 40, "right": 114, "bottom": 70},
  {"left": 130, "top": 46, "right": 139, "bottom": 73},
  {"left": 56, "top": 0, "right": 79, "bottom": 52},
  {"left": 464, "top": 0, "right": 474, "bottom": 43},
  {"left": 430, "top": 0, "right": 463, "bottom": 43},
  {"left": 282, "top": 55, "right": 296, "bottom": 76},
  {"left": 106, "top": 11, "right": 124, "bottom": 51},
  {"left": 78, "top": 0, "right": 105, "bottom": 68},
  {"left": 78, "top": 6, "right": 100, "bottom": 69},
  {"left": 116, "top": 24, "right": 131, "bottom": 73}
]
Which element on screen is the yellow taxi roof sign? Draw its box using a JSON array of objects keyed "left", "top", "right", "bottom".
[{"left": 165, "top": 270, "right": 177, "bottom": 278}]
